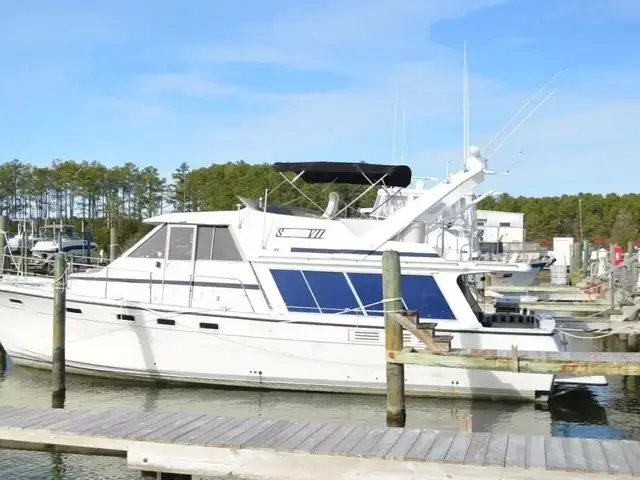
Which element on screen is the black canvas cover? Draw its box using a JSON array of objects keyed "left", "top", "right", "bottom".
[{"left": 273, "top": 161, "right": 412, "bottom": 188}]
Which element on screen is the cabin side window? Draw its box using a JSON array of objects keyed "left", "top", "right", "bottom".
[
  {"left": 129, "top": 225, "right": 167, "bottom": 258},
  {"left": 196, "top": 226, "right": 215, "bottom": 260},
  {"left": 167, "top": 226, "right": 195, "bottom": 261},
  {"left": 195, "top": 226, "right": 242, "bottom": 261}
]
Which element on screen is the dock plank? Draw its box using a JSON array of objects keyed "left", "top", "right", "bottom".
[
  {"left": 275, "top": 422, "right": 325, "bottom": 452},
  {"left": 238, "top": 419, "right": 291, "bottom": 448},
  {"left": 545, "top": 436, "right": 567, "bottom": 470},
  {"left": 0, "top": 407, "right": 30, "bottom": 423},
  {"left": 601, "top": 439, "right": 632, "bottom": 475},
  {"left": 563, "top": 437, "right": 588, "bottom": 472},
  {"left": 583, "top": 438, "right": 610, "bottom": 474},
  {"left": 172, "top": 416, "right": 232, "bottom": 445},
  {"left": 225, "top": 419, "right": 277, "bottom": 447},
  {"left": 348, "top": 427, "right": 387, "bottom": 457},
  {"left": 312, "top": 424, "right": 356, "bottom": 455},
  {"left": 1, "top": 406, "right": 640, "bottom": 479},
  {"left": 484, "top": 433, "right": 508, "bottom": 467},
  {"left": 72, "top": 411, "right": 133, "bottom": 435},
  {"left": 365, "top": 428, "right": 404, "bottom": 459},
  {"left": 404, "top": 430, "right": 438, "bottom": 461},
  {"left": 199, "top": 417, "right": 253, "bottom": 445},
  {"left": 208, "top": 417, "right": 266, "bottom": 447},
  {"left": 505, "top": 434, "right": 527, "bottom": 469},
  {"left": 1, "top": 409, "right": 65, "bottom": 428},
  {"left": 444, "top": 433, "right": 473, "bottom": 464},
  {"left": 526, "top": 435, "right": 546, "bottom": 469},
  {"left": 424, "top": 431, "right": 456, "bottom": 462},
  {"left": 620, "top": 440, "right": 640, "bottom": 475},
  {"left": 142, "top": 413, "right": 208, "bottom": 442},
  {"left": 464, "top": 432, "right": 491, "bottom": 465},
  {"left": 292, "top": 422, "right": 341, "bottom": 453},
  {"left": 98, "top": 411, "right": 164, "bottom": 439},
  {"left": 384, "top": 429, "right": 421, "bottom": 460},
  {"left": 328, "top": 425, "right": 371, "bottom": 456},
  {"left": 259, "top": 421, "right": 309, "bottom": 449},
  {"left": 128, "top": 412, "right": 183, "bottom": 441}
]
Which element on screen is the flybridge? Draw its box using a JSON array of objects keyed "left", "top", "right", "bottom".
[{"left": 269, "top": 149, "right": 487, "bottom": 251}]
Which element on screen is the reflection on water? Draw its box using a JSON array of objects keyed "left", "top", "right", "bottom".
[{"left": 0, "top": 363, "right": 639, "bottom": 479}]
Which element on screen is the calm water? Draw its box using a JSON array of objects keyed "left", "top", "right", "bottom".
[{"left": 1, "top": 361, "right": 639, "bottom": 479}]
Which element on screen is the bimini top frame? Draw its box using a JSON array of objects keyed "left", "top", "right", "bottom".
[
  {"left": 272, "top": 161, "right": 412, "bottom": 188},
  {"left": 266, "top": 161, "right": 413, "bottom": 220}
]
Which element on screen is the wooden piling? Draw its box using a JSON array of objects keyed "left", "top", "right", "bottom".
[
  {"left": 610, "top": 243, "right": 616, "bottom": 310},
  {"left": 52, "top": 253, "right": 67, "bottom": 408},
  {"left": 109, "top": 226, "right": 118, "bottom": 262},
  {"left": 459, "top": 414, "right": 473, "bottom": 433},
  {"left": 629, "top": 333, "right": 638, "bottom": 352},
  {"left": 619, "top": 333, "right": 630, "bottom": 352},
  {"left": 382, "top": 250, "right": 406, "bottom": 428},
  {"left": 582, "top": 240, "right": 590, "bottom": 275},
  {"left": 0, "top": 214, "right": 8, "bottom": 274},
  {"left": 0, "top": 342, "right": 6, "bottom": 373},
  {"left": 20, "top": 228, "right": 28, "bottom": 275},
  {"left": 572, "top": 241, "right": 582, "bottom": 274}
]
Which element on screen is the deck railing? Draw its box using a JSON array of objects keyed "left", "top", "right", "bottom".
[{"left": 0, "top": 253, "right": 257, "bottom": 313}]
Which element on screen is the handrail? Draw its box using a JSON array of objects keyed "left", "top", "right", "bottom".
[
  {"left": 1, "top": 250, "right": 259, "bottom": 313},
  {"left": 190, "top": 273, "right": 256, "bottom": 313}
]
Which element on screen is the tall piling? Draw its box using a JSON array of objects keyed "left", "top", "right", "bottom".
[
  {"left": 20, "top": 228, "right": 28, "bottom": 274},
  {"left": 610, "top": 243, "right": 616, "bottom": 310},
  {"left": 0, "top": 215, "right": 8, "bottom": 274},
  {"left": 382, "top": 250, "right": 406, "bottom": 428},
  {"left": 0, "top": 342, "right": 6, "bottom": 374},
  {"left": 109, "top": 226, "right": 118, "bottom": 262},
  {"left": 52, "top": 254, "right": 67, "bottom": 408},
  {"left": 582, "top": 240, "right": 590, "bottom": 275}
]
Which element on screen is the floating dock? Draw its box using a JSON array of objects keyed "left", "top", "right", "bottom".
[{"left": 0, "top": 406, "right": 638, "bottom": 479}]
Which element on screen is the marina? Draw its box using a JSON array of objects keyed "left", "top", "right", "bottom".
[{"left": 2, "top": 3, "right": 640, "bottom": 478}]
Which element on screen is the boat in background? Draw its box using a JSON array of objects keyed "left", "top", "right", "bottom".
[
  {"left": 6, "top": 220, "right": 39, "bottom": 253},
  {"left": 31, "top": 224, "right": 96, "bottom": 260}
]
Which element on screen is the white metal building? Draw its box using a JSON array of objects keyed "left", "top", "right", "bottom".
[{"left": 476, "top": 210, "right": 525, "bottom": 245}]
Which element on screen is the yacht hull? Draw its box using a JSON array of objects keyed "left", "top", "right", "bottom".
[
  {"left": 493, "top": 261, "right": 547, "bottom": 287},
  {"left": 0, "top": 285, "right": 558, "bottom": 401}
]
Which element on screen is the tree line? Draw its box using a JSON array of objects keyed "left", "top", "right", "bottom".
[{"left": 0, "top": 158, "right": 637, "bottom": 248}]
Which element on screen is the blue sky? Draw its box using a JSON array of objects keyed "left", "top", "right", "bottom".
[{"left": 1, "top": 0, "right": 639, "bottom": 196}]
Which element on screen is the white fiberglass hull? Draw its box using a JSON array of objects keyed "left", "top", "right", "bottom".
[
  {"left": 0, "top": 285, "right": 600, "bottom": 400},
  {"left": 0, "top": 285, "right": 562, "bottom": 401}
]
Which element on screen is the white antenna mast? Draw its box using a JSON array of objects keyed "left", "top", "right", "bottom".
[
  {"left": 392, "top": 92, "right": 399, "bottom": 164},
  {"left": 462, "top": 40, "right": 468, "bottom": 170},
  {"left": 401, "top": 107, "right": 407, "bottom": 164}
]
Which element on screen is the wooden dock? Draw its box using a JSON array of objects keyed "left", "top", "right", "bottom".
[{"left": 0, "top": 406, "right": 639, "bottom": 479}]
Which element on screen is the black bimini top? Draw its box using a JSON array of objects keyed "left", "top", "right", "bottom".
[{"left": 272, "top": 161, "right": 412, "bottom": 188}]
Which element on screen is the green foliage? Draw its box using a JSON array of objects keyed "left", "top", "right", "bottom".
[
  {"left": 610, "top": 208, "right": 636, "bottom": 246},
  {"left": 478, "top": 193, "right": 640, "bottom": 244},
  {"left": 2, "top": 158, "right": 636, "bottom": 248}
]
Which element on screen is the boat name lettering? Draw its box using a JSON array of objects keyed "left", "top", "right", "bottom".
[{"left": 275, "top": 228, "right": 326, "bottom": 239}]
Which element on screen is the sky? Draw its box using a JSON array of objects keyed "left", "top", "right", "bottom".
[{"left": 1, "top": 0, "right": 639, "bottom": 197}]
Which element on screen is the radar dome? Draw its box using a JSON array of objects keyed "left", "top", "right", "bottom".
[{"left": 469, "top": 145, "right": 481, "bottom": 157}]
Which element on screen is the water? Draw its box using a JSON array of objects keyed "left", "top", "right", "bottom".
[{"left": 1, "top": 363, "right": 639, "bottom": 480}]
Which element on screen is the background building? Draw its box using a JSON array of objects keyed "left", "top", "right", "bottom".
[{"left": 476, "top": 210, "right": 525, "bottom": 253}]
